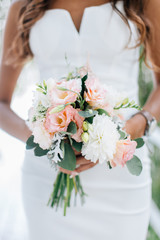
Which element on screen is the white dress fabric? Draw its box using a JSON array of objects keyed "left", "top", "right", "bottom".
[{"left": 21, "top": 2, "right": 152, "bottom": 240}]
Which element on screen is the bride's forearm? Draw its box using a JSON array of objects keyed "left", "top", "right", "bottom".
[
  {"left": 143, "top": 84, "right": 160, "bottom": 121},
  {"left": 0, "top": 102, "right": 31, "bottom": 143}
]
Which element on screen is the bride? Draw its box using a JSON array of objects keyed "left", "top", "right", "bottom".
[{"left": 0, "top": 0, "right": 160, "bottom": 239}]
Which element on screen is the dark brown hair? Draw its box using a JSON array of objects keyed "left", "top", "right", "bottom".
[{"left": 6, "top": 0, "right": 151, "bottom": 67}]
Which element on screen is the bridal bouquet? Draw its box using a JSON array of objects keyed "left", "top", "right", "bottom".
[{"left": 26, "top": 64, "right": 144, "bottom": 216}]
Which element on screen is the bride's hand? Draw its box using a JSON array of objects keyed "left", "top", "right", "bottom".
[
  {"left": 58, "top": 149, "right": 98, "bottom": 176},
  {"left": 124, "top": 113, "right": 147, "bottom": 139}
]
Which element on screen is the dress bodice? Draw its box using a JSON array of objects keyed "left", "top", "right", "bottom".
[{"left": 29, "top": 1, "right": 140, "bottom": 102}]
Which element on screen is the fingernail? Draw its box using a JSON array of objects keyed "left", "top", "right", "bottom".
[{"left": 70, "top": 171, "right": 79, "bottom": 177}]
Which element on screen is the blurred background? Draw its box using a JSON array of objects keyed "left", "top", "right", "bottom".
[{"left": 0, "top": 1, "right": 160, "bottom": 239}]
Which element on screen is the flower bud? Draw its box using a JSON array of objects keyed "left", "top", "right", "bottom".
[
  {"left": 49, "top": 105, "right": 65, "bottom": 114},
  {"left": 122, "top": 98, "right": 129, "bottom": 105},
  {"left": 130, "top": 100, "right": 135, "bottom": 106},
  {"left": 81, "top": 132, "right": 89, "bottom": 143},
  {"left": 82, "top": 121, "right": 88, "bottom": 131}
]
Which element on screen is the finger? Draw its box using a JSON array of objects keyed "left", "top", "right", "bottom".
[
  {"left": 76, "top": 156, "right": 91, "bottom": 165},
  {"left": 58, "top": 167, "right": 72, "bottom": 175},
  {"left": 58, "top": 167, "right": 79, "bottom": 177},
  {"left": 75, "top": 161, "right": 98, "bottom": 173}
]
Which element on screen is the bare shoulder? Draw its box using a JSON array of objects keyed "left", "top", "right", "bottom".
[
  {"left": 7, "top": 0, "right": 26, "bottom": 21},
  {"left": 2, "top": 0, "right": 26, "bottom": 54}
]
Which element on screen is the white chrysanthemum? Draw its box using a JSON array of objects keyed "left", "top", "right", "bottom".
[
  {"left": 33, "top": 121, "right": 52, "bottom": 150},
  {"left": 82, "top": 115, "right": 120, "bottom": 164}
]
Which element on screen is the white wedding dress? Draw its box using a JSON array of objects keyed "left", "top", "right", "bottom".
[{"left": 21, "top": 2, "right": 152, "bottom": 240}]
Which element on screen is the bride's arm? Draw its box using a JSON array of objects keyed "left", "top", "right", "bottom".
[
  {"left": 0, "top": 1, "right": 32, "bottom": 142},
  {"left": 125, "top": 0, "right": 160, "bottom": 140}
]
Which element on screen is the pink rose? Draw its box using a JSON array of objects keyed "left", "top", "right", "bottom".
[
  {"left": 112, "top": 137, "right": 137, "bottom": 167},
  {"left": 49, "top": 78, "right": 81, "bottom": 106},
  {"left": 44, "top": 105, "right": 84, "bottom": 142}
]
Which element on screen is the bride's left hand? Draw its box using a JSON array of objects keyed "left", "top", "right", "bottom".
[{"left": 58, "top": 150, "right": 98, "bottom": 176}]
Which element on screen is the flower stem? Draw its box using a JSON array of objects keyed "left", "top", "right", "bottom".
[
  {"left": 73, "top": 176, "right": 78, "bottom": 194},
  {"left": 64, "top": 174, "right": 70, "bottom": 216}
]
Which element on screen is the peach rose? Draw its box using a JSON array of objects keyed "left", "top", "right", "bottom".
[
  {"left": 112, "top": 137, "right": 137, "bottom": 167},
  {"left": 44, "top": 105, "right": 74, "bottom": 133},
  {"left": 44, "top": 105, "right": 84, "bottom": 142},
  {"left": 49, "top": 78, "right": 81, "bottom": 106},
  {"left": 84, "top": 76, "right": 107, "bottom": 108}
]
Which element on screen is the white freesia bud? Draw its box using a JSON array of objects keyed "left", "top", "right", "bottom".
[
  {"left": 81, "top": 132, "right": 89, "bottom": 143},
  {"left": 122, "top": 98, "right": 129, "bottom": 105},
  {"left": 36, "top": 88, "right": 44, "bottom": 94},
  {"left": 83, "top": 121, "right": 88, "bottom": 131},
  {"left": 49, "top": 105, "right": 65, "bottom": 114},
  {"left": 130, "top": 100, "right": 135, "bottom": 105}
]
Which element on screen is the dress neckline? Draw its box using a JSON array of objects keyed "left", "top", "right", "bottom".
[{"left": 45, "top": 2, "right": 113, "bottom": 36}]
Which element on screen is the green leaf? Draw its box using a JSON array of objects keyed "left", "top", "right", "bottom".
[
  {"left": 67, "top": 121, "right": 77, "bottom": 134},
  {"left": 97, "top": 109, "right": 110, "bottom": 116},
  {"left": 58, "top": 143, "right": 76, "bottom": 171},
  {"left": 126, "top": 155, "right": 143, "bottom": 176},
  {"left": 85, "top": 116, "right": 94, "bottom": 124},
  {"left": 78, "top": 110, "right": 97, "bottom": 118},
  {"left": 72, "top": 139, "right": 82, "bottom": 152},
  {"left": 81, "top": 74, "right": 88, "bottom": 97},
  {"left": 34, "top": 145, "right": 48, "bottom": 157},
  {"left": 118, "top": 130, "right": 126, "bottom": 140},
  {"left": 134, "top": 138, "right": 145, "bottom": 149},
  {"left": 107, "top": 161, "right": 112, "bottom": 169},
  {"left": 26, "top": 135, "right": 37, "bottom": 150}
]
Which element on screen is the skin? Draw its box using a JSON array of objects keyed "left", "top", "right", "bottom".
[{"left": 0, "top": 0, "right": 160, "bottom": 176}]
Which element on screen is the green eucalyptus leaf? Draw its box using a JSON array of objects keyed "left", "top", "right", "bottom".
[
  {"left": 118, "top": 130, "right": 126, "bottom": 140},
  {"left": 78, "top": 110, "right": 97, "bottom": 118},
  {"left": 26, "top": 135, "right": 38, "bottom": 149},
  {"left": 72, "top": 139, "right": 83, "bottom": 152},
  {"left": 97, "top": 109, "right": 110, "bottom": 116},
  {"left": 67, "top": 121, "right": 77, "bottom": 134},
  {"left": 58, "top": 143, "right": 76, "bottom": 171},
  {"left": 126, "top": 155, "right": 143, "bottom": 176},
  {"left": 134, "top": 138, "right": 145, "bottom": 149},
  {"left": 34, "top": 145, "right": 48, "bottom": 157}
]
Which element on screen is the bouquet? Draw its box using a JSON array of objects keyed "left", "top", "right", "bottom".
[{"left": 26, "top": 64, "right": 144, "bottom": 216}]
